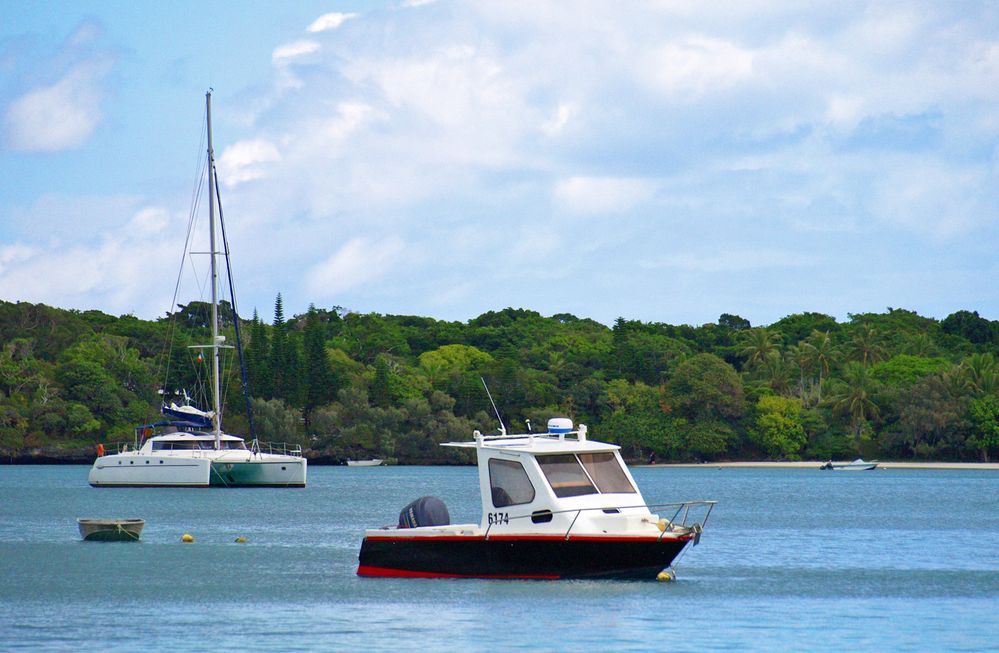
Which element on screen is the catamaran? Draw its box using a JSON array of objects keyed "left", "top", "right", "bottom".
[{"left": 88, "top": 91, "right": 306, "bottom": 488}]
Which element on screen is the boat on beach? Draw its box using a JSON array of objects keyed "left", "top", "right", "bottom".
[
  {"left": 820, "top": 458, "right": 879, "bottom": 471},
  {"left": 357, "top": 418, "right": 715, "bottom": 580},
  {"left": 77, "top": 518, "right": 144, "bottom": 542},
  {"left": 87, "top": 91, "right": 306, "bottom": 488}
]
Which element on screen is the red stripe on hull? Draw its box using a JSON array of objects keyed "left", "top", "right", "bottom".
[{"left": 357, "top": 565, "right": 560, "bottom": 580}]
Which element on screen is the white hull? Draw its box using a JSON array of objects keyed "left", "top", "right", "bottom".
[
  {"left": 821, "top": 459, "right": 878, "bottom": 471},
  {"left": 347, "top": 459, "right": 383, "bottom": 467},
  {"left": 89, "top": 450, "right": 306, "bottom": 487}
]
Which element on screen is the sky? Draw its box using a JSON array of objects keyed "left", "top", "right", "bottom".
[{"left": 2, "top": 1, "right": 998, "bottom": 328}]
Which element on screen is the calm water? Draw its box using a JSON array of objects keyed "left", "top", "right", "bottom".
[{"left": 1, "top": 464, "right": 997, "bottom": 652}]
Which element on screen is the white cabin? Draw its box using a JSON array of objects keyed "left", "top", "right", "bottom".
[{"left": 444, "top": 418, "right": 657, "bottom": 536}]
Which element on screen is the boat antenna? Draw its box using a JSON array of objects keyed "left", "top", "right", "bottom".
[{"left": 480, "top": 377, "right": 506, "bottom": 435}]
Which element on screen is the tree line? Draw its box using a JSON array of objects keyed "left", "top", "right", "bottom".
[{"left": 2, "top": 298, "right": 999, "bottom": 463}]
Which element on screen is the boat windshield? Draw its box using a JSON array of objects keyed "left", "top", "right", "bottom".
[
  {"left": 537, "top": 454, "right": 597, "bottom": 497},
  {"left": 537, "top": 452, "right": 636, "bottom": 497},
  {"left": 578, "top": 452, "right": 636, "bottom": 494}
]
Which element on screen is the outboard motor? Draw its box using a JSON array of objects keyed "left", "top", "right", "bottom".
[{"left": 398, "top": 496, "right": 450, "bottom": 528}]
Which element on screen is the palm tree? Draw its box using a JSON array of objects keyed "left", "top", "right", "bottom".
[
  {"left": 961, "top": 353, "right": 999, "bottom": 396},
  {"left": 803, "top": 330, "right": 837, "bottom": 403},
  {"left": 786, "top": 342, "right": 814, "bottom": 402},
  {"left": 847, "top": 324, "right": 887, "bottom": 368},
  {"left": 761, "top": 351, "right": 793, "bottom": 395},
  {"left": 739, "top": 328, "right": 780, "bottom": 371},
  {"left": 903, "top": 333, "right": 937, "bottom": 357},
  {"left": 830, "top": 361, "right": 881, "bottom": 440}
]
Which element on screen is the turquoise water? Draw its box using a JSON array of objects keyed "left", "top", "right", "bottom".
[{"left": 1, "top": 465, "right": 998, "bottom": 652}]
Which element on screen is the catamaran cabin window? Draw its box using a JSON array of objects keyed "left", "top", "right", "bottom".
[
  {"left": 537, "top": 454, "right": 597, "bottom": 498},
  {"left": 578, "top": 452, "right": 636, "bottom": 494},
  {"left": 488, "top": 459, "right": 536, "bottom": 508}
]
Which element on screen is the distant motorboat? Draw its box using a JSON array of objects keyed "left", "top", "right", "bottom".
[
  {"left": 347, "top": 459, "right": 383, "bottom": 467},
  {"left": 78, "top": 518, "right": 144, "bottom": 542},
  {"left": 820, "top": 459, "right": 879, "bottom": 471}
]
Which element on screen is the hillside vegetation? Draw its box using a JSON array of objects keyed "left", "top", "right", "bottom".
[{"left": 3, "top": 297, "right": 999, "bottom": 463}]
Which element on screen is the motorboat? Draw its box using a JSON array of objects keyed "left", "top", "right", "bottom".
[
  {"left": 820, "top": 458, "right": 879, "bottom": 471},
  {"left": 357, "top": 418, "right": 715, "bottom": 580},
  {"left": 77, "top": 518, "right": 144, "bottom": 542},
  {"left": 88, "top": 91, "right": 306, "bottom": 488},
  {"left": 347, "top": 459, "right": 383, "bottom": 467}
]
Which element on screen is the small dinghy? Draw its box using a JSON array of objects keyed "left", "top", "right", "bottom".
[
  {"left": 77, "top": 518, "right": 145, "bottom": 542},
  {"left": 357, "top": 418, "right": 715, "bottom": 580}
]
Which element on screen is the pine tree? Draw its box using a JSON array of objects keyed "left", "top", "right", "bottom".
[
  {"left": 268, "top": 294, "right": 288, "bottom": 401},
  {"left": 304, "top": 304, "right": 337, "bottom": 418},
  {"left": 245, "top": 309, "right": 271, "bottom": 399}
]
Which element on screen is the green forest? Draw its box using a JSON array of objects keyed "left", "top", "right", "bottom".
[{"left": 3, "top": 297, "right": 999, "bottom": 463}]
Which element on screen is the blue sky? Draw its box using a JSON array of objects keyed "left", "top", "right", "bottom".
[{"left": 2, "top": 1, "right": 998, "bottom": 328}]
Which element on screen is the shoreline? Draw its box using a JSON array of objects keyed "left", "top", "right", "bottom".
[
  {"left": 3, "top": 448, "right": 997, "bottom": 469},
  {"left": 636, "top": 460, "right": 999, "bottom": 470}
]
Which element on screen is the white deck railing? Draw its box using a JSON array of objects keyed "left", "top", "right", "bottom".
[{"left": 483, "top": 500, "right": 716, "bottom": 541}]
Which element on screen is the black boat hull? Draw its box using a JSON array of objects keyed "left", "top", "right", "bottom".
[{"left": 357, "top": 534, "right": 692, "bottom": 580}]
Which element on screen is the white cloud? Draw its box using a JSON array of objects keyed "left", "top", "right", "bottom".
[
  {"left": 307, "top": 13, "right": 357, "bottom": 33},
  {"left": 553, "top": 177, "right": 657, "bottom": 215},
  {"left": 306, "top": 237, "right": 406, "bottom": 297},
  {"left": 645, "top": 36, "right": 754, "bottom": 100},
  {"left": 217, "top": 139, "right": 282, "bottom": 186},
  {"left": 541, "top": 103, "right": 575, "bottom": 136},
  {"left": 825, "top": 95, "right": 866, "bottom": 128},
  {"left": 4, "top": 59, "right": 112, "bottom": 152},
  {"left": 0, "top": 205, "right": 181, "bottom": 317},
  {"left": 0, "top": 244, "right": 36, "bottom": 275},
  {"left": 272, "top": 40, "right": 320, "bottom": 65},
  {"left": 872, "top": 161, "right": 992, "bottom": 238}
]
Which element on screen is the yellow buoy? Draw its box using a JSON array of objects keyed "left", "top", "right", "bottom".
[
  {"left": 234, "top": 536, "right": 247, "bottom": 543},
  {"left": 181, "top": 533, "right": 195, "bottom": 543},
  {"left": 657, "top": 570, "right": 674, "bottom": 582},
  {"left": 657, "top": 519, "right": 670, "bottom": 532}
]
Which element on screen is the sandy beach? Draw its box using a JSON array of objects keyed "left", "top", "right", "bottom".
[{"left": 638, "top": 461, "right": 999, "bottom": 470}]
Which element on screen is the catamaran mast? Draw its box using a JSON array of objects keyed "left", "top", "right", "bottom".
[{"left": 206, "top": 90, "right": 223, "bottom": 450}]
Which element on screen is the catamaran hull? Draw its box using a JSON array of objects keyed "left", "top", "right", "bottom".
[
  {"left": 88, "top": 455, "right": 306, "bottom": 487},
  {"left": 209, "top": 459, "right": 306, "bottom": 487},
  {"left": 89, "top": 456, "right": 213, "bottom": 487},
  {"left": 357, "top": 534, "right": 692, "bottom": 580}
]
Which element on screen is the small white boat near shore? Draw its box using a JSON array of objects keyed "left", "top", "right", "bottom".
[
  {"left": 347, "top": 459, "right": 383, "bottom": 467},
  {"left": 820, "top": 459, "right": 879, "bottom": 471},
  {"left": 78, "top": 518, "right": 144, "bottom": 542}
]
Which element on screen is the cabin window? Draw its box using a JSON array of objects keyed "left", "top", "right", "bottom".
[
  {"left": 578, "top": 453, "right": 636, "bottom": 494},
  {"left": 488, "top": 459, "right": 535, "bottom": 508},
  {"left": 537, "top": 454, "right": 597, "bottom": 498}
]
